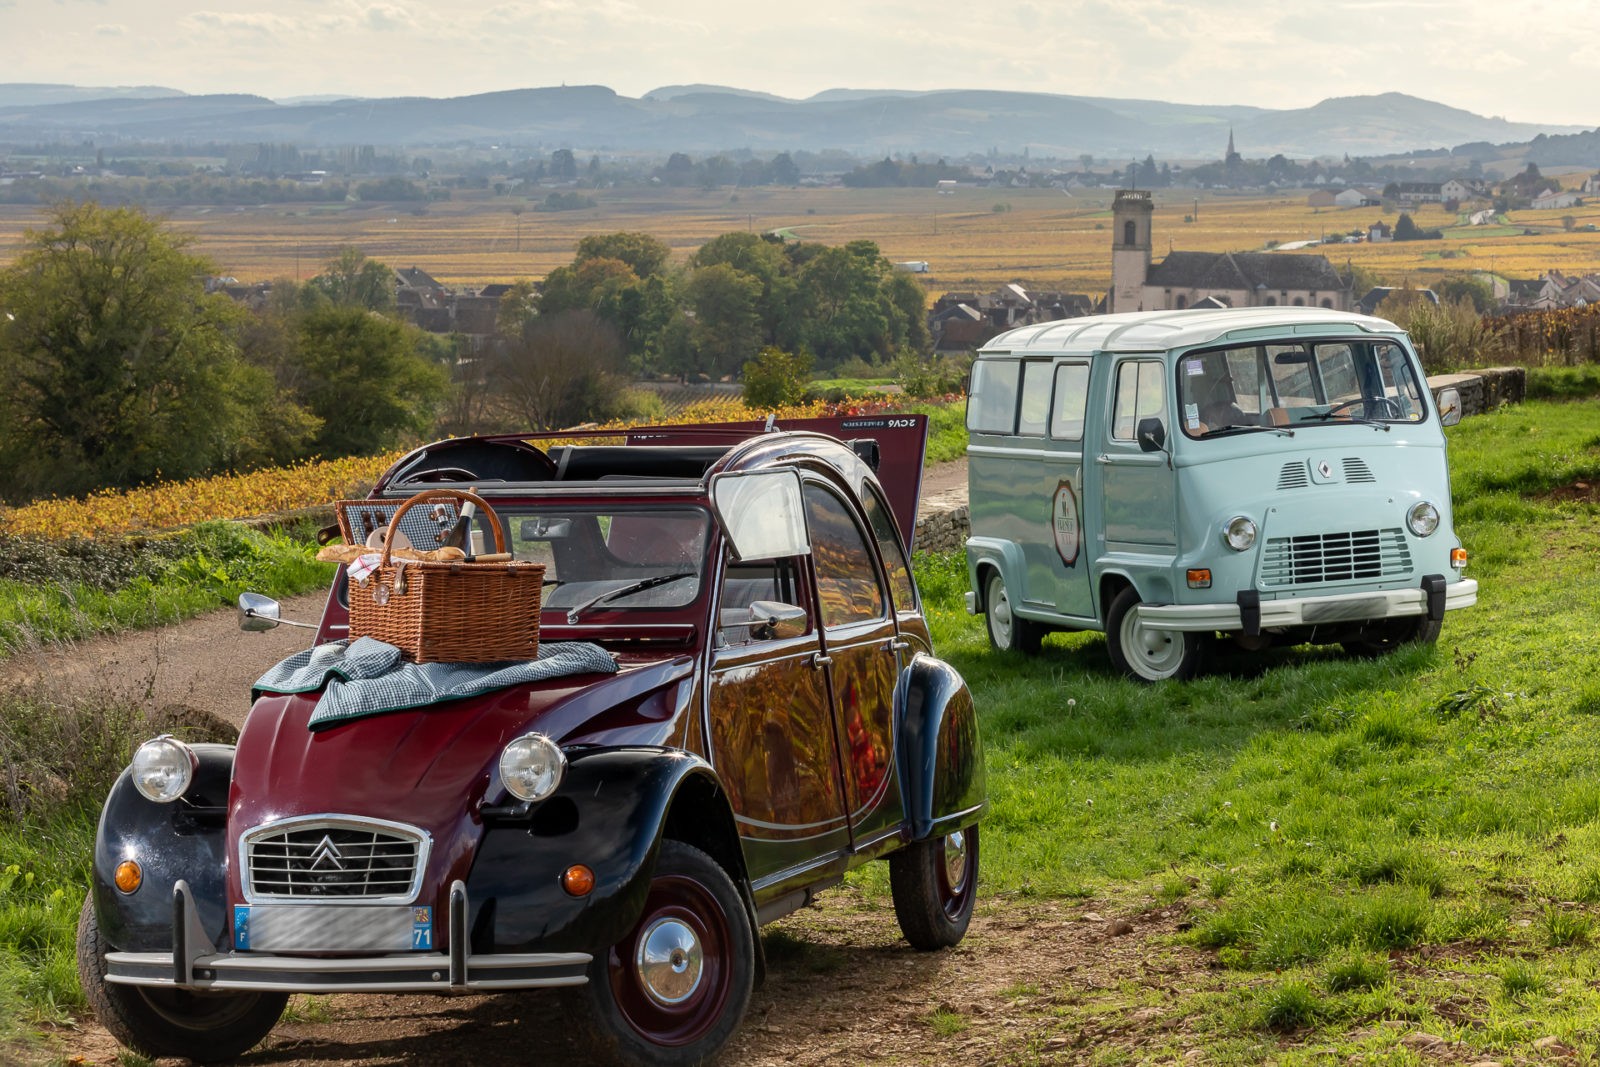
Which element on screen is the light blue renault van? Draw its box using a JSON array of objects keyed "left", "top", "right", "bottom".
[{"left": 963, "top": 307, "right": 1477, "bottom": 681}]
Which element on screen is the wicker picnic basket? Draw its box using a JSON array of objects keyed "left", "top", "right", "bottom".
[{"left": 343, "top": 489, "right": 544, "bottom": 663}]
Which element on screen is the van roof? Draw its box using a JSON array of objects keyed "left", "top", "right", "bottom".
[{"left": 976, "top": 306, "right": 1405, "bottom": 357}]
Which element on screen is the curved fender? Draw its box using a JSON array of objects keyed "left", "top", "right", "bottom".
[
  {"left": 965, "top": 536, "right": 1027, "bottom": 613},
  {"left": 91, "top": 743, "right": 236, "bottom": 953},
  {"left": 465, "top": 746, "right": 743, "bottom": 955},
  {"left": 893, "top": 654, "right": 987, "bottom": 841}
]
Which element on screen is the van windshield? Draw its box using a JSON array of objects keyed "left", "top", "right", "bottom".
[{"left": 1177, "top": 340, "right": 1427, "bottom": 438}]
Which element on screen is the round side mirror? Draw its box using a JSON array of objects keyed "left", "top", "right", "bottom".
[{"left": 238, "top": 592, "right": 282, "bottom": 632}]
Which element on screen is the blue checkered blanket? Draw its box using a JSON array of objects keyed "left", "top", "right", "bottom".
[{"left": 253, "top": 637, "right": 618, "bottom": 731}]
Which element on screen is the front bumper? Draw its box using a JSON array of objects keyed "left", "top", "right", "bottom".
[
  {"left": 1137, "top": 577, "right": 1478, "bottom": 634},
  {"left": 105, "top": 880, "right": 590, "bottom": 994}
]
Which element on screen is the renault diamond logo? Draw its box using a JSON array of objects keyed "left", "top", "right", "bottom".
[
  {"left": 308, "top": 836, "right": 345, "bottom": 871},
  {"left": 1317, "top": 460, "right": 1333, "bottom": 479}
]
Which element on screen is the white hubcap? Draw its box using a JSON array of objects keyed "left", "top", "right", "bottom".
[{"left": 1120, "top": 610, "right": 1185, "bottom": 678}]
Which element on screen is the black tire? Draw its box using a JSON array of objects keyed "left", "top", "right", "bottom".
[
  {"left": 1341, "top": 615, "right": 1442, "bottom": 656},
  {"left": 889, "top": 825, "right": 979, "bottom": 950},
  {"left": 76, "top": 893, "right": 285, "bottom": 1063},
  {"left": 984, "top": 571, "right": 1043, "bottom": 655},
  {"left": 1105, "top": 585, "right": 1203, "bottom": 682},
  {"left": 572, "top": 840, "right": 756, "bottom": 1066}
]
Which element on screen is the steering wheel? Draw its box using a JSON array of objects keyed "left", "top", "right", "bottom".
[{"left": 1326, "top": 397, "right": 1404, "bottom": 419}]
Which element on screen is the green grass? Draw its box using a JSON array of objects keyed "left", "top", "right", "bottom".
[
  {"left": 0, "top": 521, "right": 334, "bottom": 656},
  {"left": 15, "top": 397, "right": 1600, "bottom": 1062}
]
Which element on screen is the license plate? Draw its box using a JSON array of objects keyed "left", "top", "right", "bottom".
[
  {"left": 1303, "top": 596, "right": 1387, "bottom": 624},
  {"left": 234, "top": 904, "right": 432, "bottom": 952}
]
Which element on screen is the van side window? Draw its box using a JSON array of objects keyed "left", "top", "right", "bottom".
[
  {"left": 1111, "top": 360, "right": 1166, "bottom": 441},
  {"left": 1050, "top": 363, "right": 1090, "bottom": 440},
  {"left": 1017, "top": 361, "right": 1053, "bottom": 436},
  {"left": 966, "top": 359, "right": 1021, "bottom": 434}
]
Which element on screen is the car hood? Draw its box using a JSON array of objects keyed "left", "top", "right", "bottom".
[{"left": 225, "top": 655, "right": 694, "bottom": 902}]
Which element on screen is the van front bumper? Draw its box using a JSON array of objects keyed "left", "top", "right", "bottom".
[{"left": 1137, "top": 576, "right": 1477, "bottom": 633}]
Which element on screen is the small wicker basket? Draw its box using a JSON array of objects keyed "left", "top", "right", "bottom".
[{"left": 344, "top": 489, "right": 543, "bottom": 663}]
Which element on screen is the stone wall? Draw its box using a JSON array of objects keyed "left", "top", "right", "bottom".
[{"left": 911, "top": 366, "right": 1527, "bottom": 555}]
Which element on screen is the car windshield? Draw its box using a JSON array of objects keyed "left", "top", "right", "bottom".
[
  {"left": 1177, "top": 340, "right": 1428, "bottom": 438},
  {"left": 495, "top": 505, "right": 711, "bottom": 614}
]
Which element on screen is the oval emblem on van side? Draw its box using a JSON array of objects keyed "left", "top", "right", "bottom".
[{"left": 1053, "top": 480, "right": 1081, "bottom": 567}]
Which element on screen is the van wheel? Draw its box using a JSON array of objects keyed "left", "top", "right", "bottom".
[
  {"left": 1106, "top": 586, "right": 1202, "bottom": 682},
  {"left": 77, "top": 893, "right": 285, "bottom": 1063},
  {"left": 984, "top": 572, "right": 1042, "bottom": 654},
  {"left": 1341, "top": 615, "right": 1442, "bottom": 656}
]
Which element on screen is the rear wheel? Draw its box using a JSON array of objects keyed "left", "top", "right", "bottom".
[
  {"left": 573, "top": 840, "right": 755, "bottom": 1066},
  {"left": 1105, "top": 586, "right": 1203, "bottom": 682},
  {"left": 1342, "top": 615, "right": 1442, "bottom": 656},
  {"left": 984, "top": 571, "right": 1043, "bottom": 654},
  {"left": 76, "top": 893, "right": 285, "bottom": 1063},
  {"left": 889, "top": 825, "right": 979, "bottom": 950}
]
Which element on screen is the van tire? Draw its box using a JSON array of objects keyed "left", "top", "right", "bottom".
[
  {"left": 1106, "top": 587, "right": 1202, "bottom": 682},
  {"left": 984, "top": 571, "right": 1042, "bottom": 654}
]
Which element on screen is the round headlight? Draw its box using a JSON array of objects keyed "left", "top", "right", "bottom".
[
  {"left": 499, "top": 734, "right": 565, "bottom": 803},
  {"left": 131, "top": 736, "right": 196, "bottom": 803},
  {"left": 1221, "top": 515, "right": 1258, "bottom": 552},
  {"left": 1407, "top": 500, "right": 1441, "bottom": 537}
]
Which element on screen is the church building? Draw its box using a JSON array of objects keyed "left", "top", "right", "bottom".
[{"left": 1108, "top": 190, "right": 1353, "bottom": 314}]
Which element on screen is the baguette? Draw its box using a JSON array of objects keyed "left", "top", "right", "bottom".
[{"left": 316, "top": 544, "right": 467, "bottom": 564}]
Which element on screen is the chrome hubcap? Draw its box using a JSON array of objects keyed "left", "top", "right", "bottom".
[
  {"left": 943, "top": 829, "right": 969, "bottom": 893},
  {"left": 635, "top": 917, "right": 703, "bottom": 1007}
]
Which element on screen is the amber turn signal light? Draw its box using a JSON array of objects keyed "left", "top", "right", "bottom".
[
  {"left": 1186, "top": 569, "right": 1212, "bottom": 589},
  {"left": 1450, "top": 548, "right": 1469, "bottom": 569},
  {"left": 561, "top": 864, "right": 596, "bottom": 896},
  {"left": 114, "top": 860, "right": 142, "bottom": 894}
]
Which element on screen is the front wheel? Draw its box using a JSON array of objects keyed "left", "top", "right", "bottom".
[
  {"left": 889, "top": 825, "right": 979, "bottom": 950},
  {"left": 573, "top": 840, "right": 756, "bottom": 1066},
  {"left": 1342, "top": 614, "right": 1442, "bottom": 656},
  {"left": 76, "top": 893, "right": 285, "bottom": 1063},
  {"left": 984, "top": 571, "right": 1043, "bottom": 654},
  {"left": 1105, "top": 586, "right": 1203, "bottom": 682}
]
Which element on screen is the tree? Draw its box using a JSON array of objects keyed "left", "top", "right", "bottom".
[
  {"left": 686, "top": 264, "right": 764, "bottom": 379},
  {"left": 486, "top": 310, "right": 631, "bottom": 430},
  {"left": 741, "top": 347, "right": 813, "bottom": 408},
  {"left": 291, "top": 305, "right": 448, "bottom": 458},
  {"left": 574, "top": 232, "right": 671, "bottom": 278},
  {"left": 302, "top": 246, "right": 395, "bottom": 312},
  {"left": 0, "top": 201, "right": 276, "bottom": 500},
  {"left": 786, "top": 240, "right": 893, "bottom": 368}
]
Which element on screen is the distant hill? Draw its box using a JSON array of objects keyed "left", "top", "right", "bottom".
[{"left": 0, "top": 83, "right": 1587, "bottom": 160}]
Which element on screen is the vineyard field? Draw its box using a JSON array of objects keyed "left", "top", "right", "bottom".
[{"left": 2, "top": 186, "right": 1597, "bottom": 296}]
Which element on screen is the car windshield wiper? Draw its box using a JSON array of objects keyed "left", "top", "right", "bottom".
[
  {"left": 1206, "top": 423, "right": 1295, "bottom": 438},
  {"left": 565, "top": 572, "right": 695, "bottom": 624},
  {"left": 1302, "top": 412, "right": 1392, "bottom": 430}
]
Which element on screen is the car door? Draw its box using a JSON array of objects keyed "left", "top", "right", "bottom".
[
  {"left": 801, "top": 478, "right": 905, "bottom": 853},
  {"left": 1098, "top": 357, "right": 1176, "bottom": 551},
  {"left": 706, "top": 554, "right": 853, "bottom": 896}
]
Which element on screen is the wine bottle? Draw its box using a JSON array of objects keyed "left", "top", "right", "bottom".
[{"left": 442, "top": 500, "right": 478, "bottom": 559}]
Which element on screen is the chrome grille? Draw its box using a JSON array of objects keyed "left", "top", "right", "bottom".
[
  {"left": 243, "top": 818, "right": 427, "bottom": 902},
  {"left": 1277, "top": 462, "right": 1309, "bottom": 490},
  {"left": 1259, "top": 527, "right": 1412, "bottom": 588}
]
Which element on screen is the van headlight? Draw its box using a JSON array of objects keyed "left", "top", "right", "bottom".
[
  {"left": 499, "top": 733, "right": 566, "bottom": 802},
  {"left": 1407, "top": 501, "right": 1440, "bottom": 537},
  {"left": 1221, "top": 515, "right": 1257, "bottom": 552},
  {"left": 131, "top": 736, "right": 197, "bottom": 803}
]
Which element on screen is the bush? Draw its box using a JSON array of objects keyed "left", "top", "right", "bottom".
[
  {"left": 741, "top": 347, "right": 814, "bottom": 409},
  {"left": 1385, "top": 298, "right": 1504, "bottom": 373},
  {"left": 892, "top": 352, "right": 969, "bottom": 399}
]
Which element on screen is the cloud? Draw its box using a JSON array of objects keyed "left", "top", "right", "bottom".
[
  {"left": 363, "top": 3, "right": 415, "bottom": 31},
  {"left": 93, "top": 22, "right": 127, "bottom": 36},
  {"left": 180, "top": 10, "right": 299, "bottom": 39}
]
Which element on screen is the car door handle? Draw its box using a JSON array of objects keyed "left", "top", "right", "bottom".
[
  {"left": 886, "top": 639, "right": 910, "bottom": 653},
  {"left": 811, "top": 653, "right": 833, "bottom": 670}
]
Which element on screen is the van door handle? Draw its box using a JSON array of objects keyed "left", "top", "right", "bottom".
[
  {"left": 811, "top": 653, "right": 833, "bottom": 670},
  {"left": 1096, "top": 454, "right": 1112, "bottom": 464}
]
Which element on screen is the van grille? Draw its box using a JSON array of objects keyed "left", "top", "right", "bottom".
[
  {"left": 1259, "top": 528, "right": 1411, "bottom": 588},
  {"left": 1277, "top": 463, "right": 1309, "bottom": 490},
  {"left": 243, "top": 819, "right": 425, "bottom": 901},
  {"left": 1342, "top": 458, "right": 1376, "bottom": 483}
]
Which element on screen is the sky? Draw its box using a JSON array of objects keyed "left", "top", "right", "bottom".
[{"left": 2, "top": 0, "right": 1597, "bottom": 128}]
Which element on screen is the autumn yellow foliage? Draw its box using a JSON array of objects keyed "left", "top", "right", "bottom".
[{"left": 0, "top": 398, "right": 876, "bottom": 540}]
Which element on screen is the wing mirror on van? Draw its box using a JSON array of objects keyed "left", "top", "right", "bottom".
[
  {"left": 1136, "top": 417, "right": 1167, "bottom": 453},
  {"left": 1437, "top": 387, "right": 1463, "bottom": 427}
]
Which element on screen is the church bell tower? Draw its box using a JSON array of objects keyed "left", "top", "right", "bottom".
[{"left": 1110, "top": 190, "right": 1153, "bottom": 313}]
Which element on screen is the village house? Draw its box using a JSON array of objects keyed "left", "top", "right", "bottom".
[
  {"left": 1109, "top": 190, "right": 1353, "bottom": 313},
  {"left": 1368, "top": 220, "right": 1393, "bottom": 243},
  {"left": 1531, "top": 188, "right": 1583, "bottom": 210},
  {"left": 1441, "top": 178, "right": 1489, "bottom": 202},
  {"left": 1334, "top": 187, "right": 1382, "bottom": 208},
  {"left": 1585, "top": 172, "right": 1600, "bottom": 196},
  {"left": 928, "top": 284, "right": 1093, "bottom": 353},
  {"left": 1392, "top": 182, "right": 1444, "bottom": 204}
]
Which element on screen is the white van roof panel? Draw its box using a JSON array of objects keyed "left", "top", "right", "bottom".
[{"left": 979, "top": 307, "right": 1405, "bottom": 357}]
